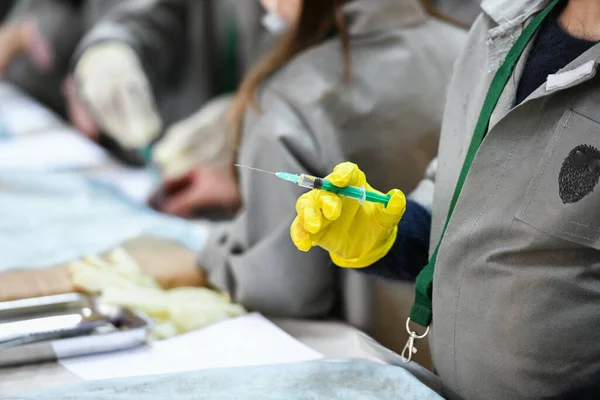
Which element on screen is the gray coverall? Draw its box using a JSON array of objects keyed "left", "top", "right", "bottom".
[
  {"left": 202, "top": 0, "right": 466, "bottom": 318},
  {"left": 430, "top": 0, "right": 600, "bottom": 398}
]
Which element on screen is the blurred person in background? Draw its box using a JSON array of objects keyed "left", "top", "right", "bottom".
[
  {"left": 67, "top": 0, "right": 265, "bottom": 165},
  {"left": 161, "top": 0, "right": 466, "bottom": 318},
  {"left": 0, "top": 0, "right": 124, "bottom": 117},
  {"left": 148, "top": 0, "right": 482, "bottom": 213}
]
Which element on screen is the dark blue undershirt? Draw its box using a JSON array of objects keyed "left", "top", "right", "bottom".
[
  {"left": 362, "top": 2, "right": 596, "bottom": 283},
  {"left": 359, "top": 200, "right": 431, "bottom": 281},
  {"left": 516, "top": 2, "right": 595, "bottom": 104}
]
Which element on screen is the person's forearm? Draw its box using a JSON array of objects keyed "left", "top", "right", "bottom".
[
  {"left": 73, "top": 0, "right": 187, "bottom": 82},
  {"left": 359, "top": 200, "right": 431, "bottom": 281}
]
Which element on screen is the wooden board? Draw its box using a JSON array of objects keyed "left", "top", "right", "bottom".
[{"left": 0, "top": 236, "right": 206, "bottom": 302}]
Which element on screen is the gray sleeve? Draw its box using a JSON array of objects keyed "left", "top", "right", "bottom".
[
  {"left": 7, "top": 0, "right": 78, "bottom": 16},
  {"left": 6, "top": 0, "right": 84, "bottom": 54},
  {"left": 73, "top": 0, "right": 189, "bottom": 84},
  {"left": 201, "top": 91, "right": 338, "bottom": 319},
  {"left": 202, "top": 211, "right": 337, "bottom": 319}
]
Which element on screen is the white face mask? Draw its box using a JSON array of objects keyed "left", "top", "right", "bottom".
[{"left": 261, "top": 0, "right": 289, "bottom": 34}]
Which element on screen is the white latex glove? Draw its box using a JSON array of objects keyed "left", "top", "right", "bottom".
[
  {"left": 153, "top": 95, "right": 234, "bottom": 178},
  {"left": 74, "top": 42, "right": 162, "bottom": 149},
  {"left": 408, "top": 158, "right": 437, "bottom": 213},
  {"left": 69, "top": 248, "right": 246, "bottom": 340}
]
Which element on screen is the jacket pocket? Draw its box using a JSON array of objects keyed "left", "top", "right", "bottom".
[{"left": 516, "top": 109, "right": 600, "bottom": 249}]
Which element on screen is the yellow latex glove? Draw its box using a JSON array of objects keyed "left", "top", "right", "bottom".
[{"left": 290, "top": 162, "right": 406, "bottom": 268}]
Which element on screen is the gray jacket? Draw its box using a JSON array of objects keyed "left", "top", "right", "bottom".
[
  {"left": 75, "top": 0, "right": 265, "bottom": 127},
  {"left": 431, "top": 0, "right": 600, "bottom": 398},
  {"left": 202, "top": 0, "right": 466, "bottom": 318}
]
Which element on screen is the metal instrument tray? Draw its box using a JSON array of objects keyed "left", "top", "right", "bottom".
[{"left": 0, "top": 293, "right": 153, "bottom": 367}]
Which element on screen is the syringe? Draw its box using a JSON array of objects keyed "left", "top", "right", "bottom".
[{"left": 235, "top": 164, "right": 391, "bottom": 207}]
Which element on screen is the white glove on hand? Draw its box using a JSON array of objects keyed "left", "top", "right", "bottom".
[
  {"left": 408, "top": 158, "right": 437, "bottom": 213},
  {"left": 153, "top": 95, "right": 234, "bottom": 178},
  {"left": 74, "top": 42, "right": 162, "bottom": 149}
]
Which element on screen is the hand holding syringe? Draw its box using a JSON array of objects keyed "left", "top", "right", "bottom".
[
  {"left": 235, "top": 165, "right": 391, "bottom": 207},
  {"left": 288, "top": 162, "right": 405, "bottom": 270}
]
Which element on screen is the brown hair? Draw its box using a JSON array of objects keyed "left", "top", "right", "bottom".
[{"left": 228, "top": 0, "right": 351, "bottom": 152}]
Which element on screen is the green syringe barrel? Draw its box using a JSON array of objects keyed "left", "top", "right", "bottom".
[{"left": 297, "top": 174, "right": 390, "bottom": 207}]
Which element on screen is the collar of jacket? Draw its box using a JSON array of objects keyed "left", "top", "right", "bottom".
[
  {"left": 480, "top": 0, "right": 553, "bottom": 74},
  {"left": 342, "top": 0, "right": 428, "bottom": 36},
  {"left": 480, "top": 0, "right": 600, "bottom": 119},
  {"left": 481, "top": 0, "right": 551, "bottom": 25}
]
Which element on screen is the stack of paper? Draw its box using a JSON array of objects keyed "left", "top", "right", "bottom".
[
  {"left": 0, "top": 128, "right": 109, "bottom": 171},
  {"left": 57, "top": 313, "right": 324, "bottom": 381}
]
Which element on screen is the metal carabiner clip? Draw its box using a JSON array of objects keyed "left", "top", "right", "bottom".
[{"left": 401, "top": 318, "right": 430, "bottom": 363}]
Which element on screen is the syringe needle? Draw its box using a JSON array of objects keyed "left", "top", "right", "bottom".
[
  {"left": 237, "top": 164, "right": 390, "bottom": 207},
  {"left": 234, "top": 164, "right": 278, "bottom": 175}
]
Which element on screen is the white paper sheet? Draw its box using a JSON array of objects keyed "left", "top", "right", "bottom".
[
  {"left": 0, "top": 83, "right": 63, "bottom": 137},
  {"left": 0, "top": 128, "right": 109, "bottom": 170},
  {"left": 58, "top": 313, "right": 324, "bottom": 381}
]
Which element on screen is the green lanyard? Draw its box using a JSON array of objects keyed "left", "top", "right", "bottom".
[{"left": 402, "top": 0, "right": 562, "bottom": 361}]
